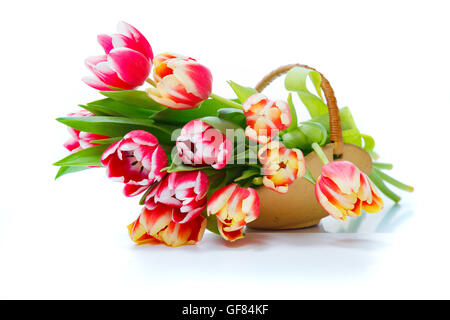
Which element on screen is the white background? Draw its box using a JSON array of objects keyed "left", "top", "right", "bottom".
[{"left": 0, "top": 0, "right": 449, "bottom": 299}]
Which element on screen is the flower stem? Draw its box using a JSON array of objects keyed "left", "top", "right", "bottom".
[
  {"left": 372, "top": 162, "right": 393, "bottom": 170},
  {"left": 210, "top": 93, "right": 243, "bottom": 110},
  {"left": 372, "top": 168, "right": 414, "bottom": 192},
  {"left": 146, "top": 78, "right": 156, "bottom": 87},
  {"left": 302, "top": 168, "right": 316, "bottom": 184},
  {"left": 311, "top": 142, "right": 329, "bottom": 165},
  {"left": 369, "top": 171, "right": 401, "bottom": 203}
]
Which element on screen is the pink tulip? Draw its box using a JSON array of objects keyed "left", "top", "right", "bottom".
[
  {"left": 146, "top": 53, "right": 212, "bottom": 110},
  {"left": 243, "top": 93, "right": 291, "bottom": 143},
  {"left": 145, "top": 171, "right": 209, "bottom": 224},
  {"left": 315, "top": 160, "right": 384, "bottom": 221},
  {"left": 101, "top": 130, "right": 168, "bottom": 197},
  {"left": 258, "top": 141, "right": 306, "bottom": 194},
  {"left": 83, "top": 21, "right": 153, "bottom": 91},
  {"left": 63, "top": 110, "right": 109, "bottom": 152},
  {"left": 176, "top": 119, "right": 232, "bottom": 170},
  {"left": 207, "top": 184, "right": 260, "bottom": 242},
  {"left": 128, "top": 204, "right": 206, "bottom": 247}
]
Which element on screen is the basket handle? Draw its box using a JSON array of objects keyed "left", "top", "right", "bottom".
[{"left": 255, "top": 64, "right": 343, "bottom": 157}]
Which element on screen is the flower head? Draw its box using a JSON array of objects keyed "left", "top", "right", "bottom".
[
  {"left": 83, "top": 21, "right": 153, "bottom": 90},
  {"left": 128, "top": 204, "right": 206, "bottom": 247},
  {"left": 176, "top": 119, "right": 232, "bottom": 170},
  {"left": 258, "top": 141, "right": 305, "bottom": 193},
  {"left": 146, "top": 53, "right": 212, "bottom": 110},
  {"left": 243, "top": 93, "right": 291, "bottom": 143},
  {"left": 63, "top": 110, "right": 109, "bottom": 152},
  {"left": 145, "top": 171, "right": 209, "bottom": 224},
  {"left": 100, "top": 130, "right": 168, "bottom": 197},
  {"left": 207, "top": 184, "right": 259, "bottom": 241},
  {"left": 315, "top": 160, "right": 383, "bottom": 220}
]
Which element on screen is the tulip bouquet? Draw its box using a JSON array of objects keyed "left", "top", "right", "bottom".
[{"left": 54, "top": 22, "right": 413, "bottom": 247}]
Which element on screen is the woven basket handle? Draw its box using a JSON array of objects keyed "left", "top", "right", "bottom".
[{"left": 255, "top": 64, "right": 343, "bottom": 157}]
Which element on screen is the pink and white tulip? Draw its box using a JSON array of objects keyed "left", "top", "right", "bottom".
[
  {"left": 128, "top": 204, "right": 206, "bottom": 247},
  {"left": 101, "top": 130, "right": 168, "bottom": 197},
  {"left": 243, "top": 93, "right": 291, "bottom": 143},
  {"left": 176, "top": 119, "right": 233, "bottom": 170},
  {"left": 315, "top": 160, "right": 383, "bottom": 221},
  {"left": 207, "top": 184, "right": 260, "bottom": 242},
  {"left": 145, "top": 171, "right": 209, "bottom": 224},
  {"left": 258, "top": 141, "right": 306, "bottom": 194},
  {"left": 146, "top": 53, "right": 212, "bottom": 110},
  {"left": 64, "top": 110, "right": 109, "bottom": 152},
  {"left": 83, "top": 21, "right": 153, "bottom": 91}
]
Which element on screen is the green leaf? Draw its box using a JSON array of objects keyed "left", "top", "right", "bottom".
[
  {"left": 281, "top": 121, "right": 327, "bottom": 151},
  {"left": 90, "top": 137, "right": 122, "bottom": 144},
  {"left": 100, "top": 90, "right": 166, "bottom": 111},
  {"left": 53, "top": 144, "right": 109, "bottom": 166},
  {"left": 342, "top": 128, "right": 362, "bottom": 146},
  {"left": 56, "top": 116, "right": 176, "bottom": 144},
  {"left": 285, "top": 66, "right": 328, "bottom": 118},
  {"left": 200, "top": 116, "right": 243, "bottom": 134},
  {"left": 361, "top": 134, "right": 375, "bottom": 152},
  {"left": 151, "top": 98, "right": 229, "bottom": 125},
  {"left": 86, "top": 98, "right": 157, "bottom": 118},
  {"left": 227, "top": 80, "right": 258, "bottom": 103},
  {"left": 217, "top": 108, "right": 246, "bottom": 128},
  {"left": 55, "top": 165, "right": 91, "bottom": 179},
  {"left": 285, "top": 93, "right": 298, "bottom": 132},
  {"left": 205, "top": 214, "right": 220, "bottom": 235},
  {"left": 79, "top": 104, "right": 110, "bottom": 116},
  {"left": 234, "top": 168, "right": 260, "bottom": 182}
]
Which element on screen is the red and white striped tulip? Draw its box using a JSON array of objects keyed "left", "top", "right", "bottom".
[
  {"left": 315, "top": 160, "right": 383, "bottom": 221},
  {"left": 243, "top": 93, "right": 291, "bottom": 143},
  {"left": 146, "top": 53, "right": 212, "bottom": 110},
  {"left": 128, "top": 204, "right": 206, "bottom": 247},
  {"left": 258, "top": 141, "right": 306, "bottom": 194},
  {"left": 176, "top": 119, "right": 233, "bottom": 170},
  {"left": 207, "top": 184, "right": 260, "bottom": 242},
  {"left": 63, "top": 110, "right": 109, "bottom": 152},
  {"left": 145, "top": 171, "right": 209, "bottom": 224},
  {"left": 83, "top": 21, "right": 153, "bottom": 91},
  {"left": 101, "top": 130, "right": 168, "bottom": 197}
]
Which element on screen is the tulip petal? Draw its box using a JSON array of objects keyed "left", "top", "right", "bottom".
[
  {"left": 322, "top": 161, "right": 361, "bottom": 195},
  {"left": 116, "top": 21, "right": 153, "bottom": 60},
  {"left": 107, "top": 47, "right": 150, "bottom": 87}
]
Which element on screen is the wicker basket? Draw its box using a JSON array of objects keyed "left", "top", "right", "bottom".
[{"left": 248, "top": 64, "right": 373, "bottom": 230}]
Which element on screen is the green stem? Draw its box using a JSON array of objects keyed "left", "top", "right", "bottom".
[
  {"left": 302, "top": 168, "right": 316, "bottom": 185},
  {"left": 372, "top": 168, "right": 414, "bottom": 192},
  {"left": 369, "top": 171, "right": 401, "bottom": 203},
  {"left": 311, "top": 142, "right": 329, "bottom": 165},
  {"left": 210, "top": 93, "right": 243, "bottom": 110},
  {"left": 372, "top": 162, "right": 393, "bottom": 170}
]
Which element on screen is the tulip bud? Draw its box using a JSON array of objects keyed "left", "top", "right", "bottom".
[
  {"left": 243, "top": 93, "right": 291, "bottom": 143},
  {"left": 146, "top": 53, "right": 213, "bottom": 110},
  {"left": 128, "top": 204, "right": 206, "bottom": 247},
  {"left": 207, "top": 184, "right": 260, "bottom": 241},
  {"left": 258, "top": 141, "right": 306, "bottom": 193},
  {"left": 315, "top": 160, "right": 383, "bottom": 220},
  {"left": 101, "top": 130, "right": 168, "bottom": 197},
  {"left": 83, "top": 21, "right": 153, "bottom": 90},
  {"left": 176, "top": 119, "right": 233, "bottom": 169}
]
